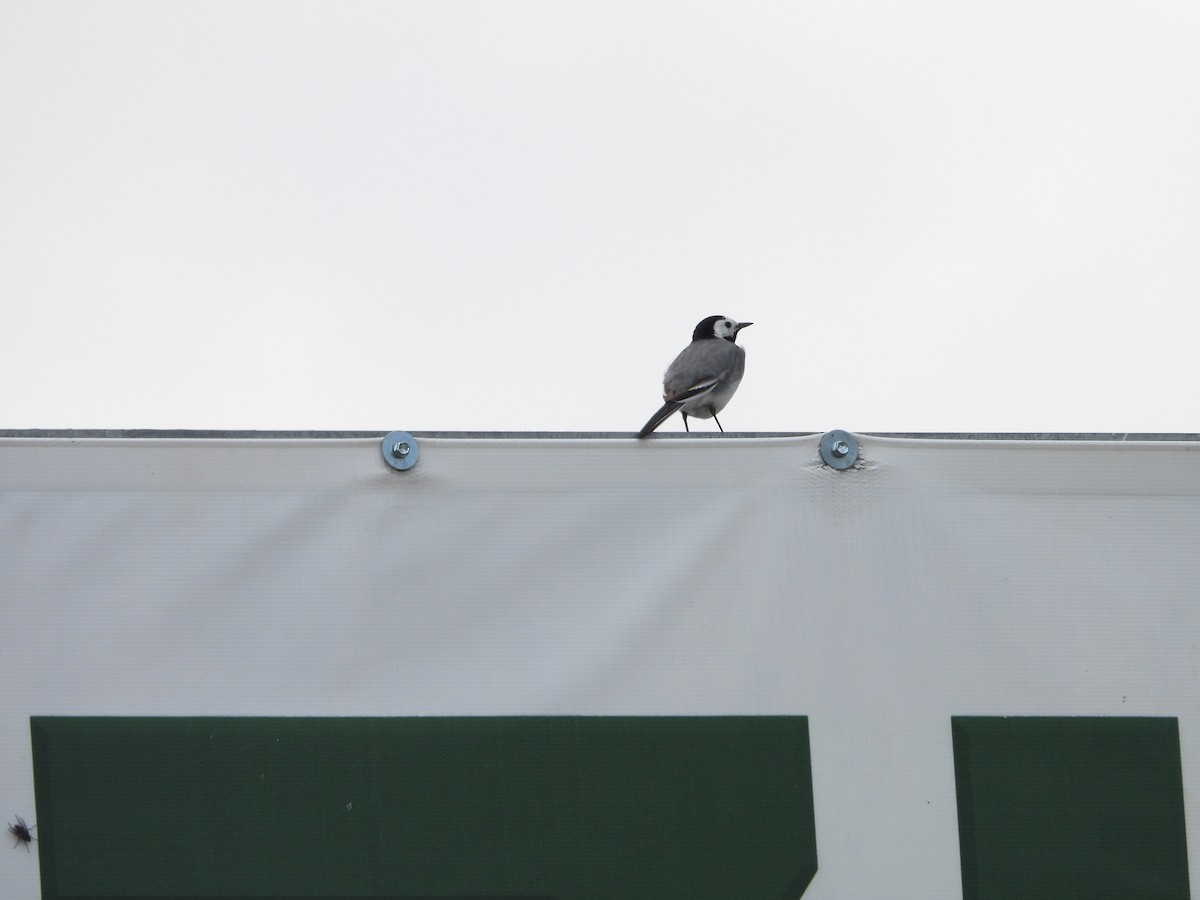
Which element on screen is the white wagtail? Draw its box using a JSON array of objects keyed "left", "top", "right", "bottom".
[{"left": 637, "top": 315, "right": 752, "bottom": 437}]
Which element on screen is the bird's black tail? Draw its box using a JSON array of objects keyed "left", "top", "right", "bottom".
[{"left": 637, "top": 400, "right": 683, "bottom": 438}]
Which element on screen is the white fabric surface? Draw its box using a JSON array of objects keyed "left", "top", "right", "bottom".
[{"left": 2, "top": 434, "right": 1198, "bottom": 898}]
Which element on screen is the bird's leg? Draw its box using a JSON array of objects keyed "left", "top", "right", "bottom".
[
  {"left": 682, "top": 413, "right": 690, "bottom": 432},
  {"left": 714, "top": 414, "right": 724, "bottom": 433}
]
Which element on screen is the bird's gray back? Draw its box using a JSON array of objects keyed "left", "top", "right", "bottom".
[{"left": 663, "top": 339, "right": 745, "bottom": 412}]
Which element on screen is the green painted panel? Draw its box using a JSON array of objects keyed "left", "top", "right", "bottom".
[
  {"left": 952, "top": 716, "right": 1190, "bottom": 900},
  {"left": 31, "top": 716, "right": 815, "bottom": 900}
]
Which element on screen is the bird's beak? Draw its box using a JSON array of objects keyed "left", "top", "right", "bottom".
[{"left": 735, "top": 321, "right": 753, "bottom": 331}]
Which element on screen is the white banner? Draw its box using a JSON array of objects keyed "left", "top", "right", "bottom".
[{"left": 2, "top": 434, "right": 1198, "bottom": 898}]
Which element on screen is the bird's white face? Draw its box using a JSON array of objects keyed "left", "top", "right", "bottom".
[{"left": 712, "top": 318, "right": 750, "bottom": 340}]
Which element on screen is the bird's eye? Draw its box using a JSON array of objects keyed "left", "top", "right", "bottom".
[{"left": 723, "top": 320, "right": 731, "bottom": 328}]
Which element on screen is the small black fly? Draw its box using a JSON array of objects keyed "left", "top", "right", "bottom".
[{"left": 8, "top": 814, "right": 35, "bottom": 852}]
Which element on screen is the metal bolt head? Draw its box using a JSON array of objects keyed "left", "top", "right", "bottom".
[
  {"left": 819, "top": 430, "right": 859, "bottom": 469},
  {"left": 382, "top": 431, "right": 420, "bottom": 471}
]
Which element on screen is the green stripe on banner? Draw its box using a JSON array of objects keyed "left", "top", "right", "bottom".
[
  {"left": 952, "top": 716, "right": 1190, "bottom": 900},
  {"left": 30, "top": 716, "right": 816, "bottom": 900}
]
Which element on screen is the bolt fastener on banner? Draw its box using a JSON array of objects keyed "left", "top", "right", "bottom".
[
  {"left": 382, "top": 431, "right": 420, "bottom": 471},
  {"left": 820, "top": 430, "right": 859, "bottom": 469}
]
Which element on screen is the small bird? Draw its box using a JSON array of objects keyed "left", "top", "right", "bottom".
[
  {"left": 637, "top": 315, "right": 752, "bottom": 437},
  {"left": 8, "top": 814, "right": 35, "bottom": 852}
]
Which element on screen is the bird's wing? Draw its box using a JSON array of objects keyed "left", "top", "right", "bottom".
[
  {"left": 664, "top": 376, "right": 719, "bottom": 403},
  {"left": 662, "top": 339, "right": 741, "bottom": 401}
]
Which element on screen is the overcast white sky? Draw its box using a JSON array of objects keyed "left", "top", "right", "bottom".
[{"left": 2, "top": 2, "right": 1198, "bottom": 434}]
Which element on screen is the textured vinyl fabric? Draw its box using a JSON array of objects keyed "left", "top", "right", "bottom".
[{"left": 1, "top": 434, "right": 1198, "bottom": 898}]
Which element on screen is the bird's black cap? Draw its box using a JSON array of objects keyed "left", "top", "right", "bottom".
[{"left": 692, "top": 315, "right": 727, "bottom": 341}]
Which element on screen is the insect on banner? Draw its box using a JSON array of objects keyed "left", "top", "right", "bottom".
[{"left": 1, "top": 432, "right": 1197, "bottom": 899}]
